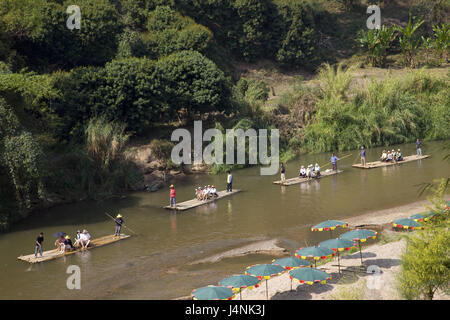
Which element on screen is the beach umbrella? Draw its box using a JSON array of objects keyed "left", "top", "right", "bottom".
[
  {"left": 311, "top": 220, "right": 349, "bottom": 237},
  {"left": 218, "top": 274, "right": 260, "bottom": 300},
  {"left": 340, "top": 229, "right": 377, "bottom": 265},
  {"left": 410, "top": 211, "right": 435, "bottom": 222},
  {"left": 390, "top": 218, "right": 424, "bottom": 230},
  {"left": 191, "top": 285, "right": 235, "bottom": 300},
  {"left": 289, "top": 267, "right": 331, "bottom": 296},
  {"left": 319, "top": 238, "right": 355, "bottom": 273},
  {"left": 53, "top": 232, "right": 66, "bottom": 238},
  {"left": 245, "top": 264, "right": 285, "bottom": 300},
  {"left": 295, "top": 246, "right": 335, "bottom": 268},
  {"left": 272, "top": 257, "right": 311, "bottom": 291}
]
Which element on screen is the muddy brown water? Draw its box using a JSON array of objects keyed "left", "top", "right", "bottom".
[{"left": 0, "top": 141, "right": 449, "bottom": 299}]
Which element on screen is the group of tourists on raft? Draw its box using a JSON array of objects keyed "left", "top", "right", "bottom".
[
  {"left": 34, "top": 214, "right": 125, "bottom": 258},
  {"left": 380, "top": 149, "right": 404, "bottom": 162}
]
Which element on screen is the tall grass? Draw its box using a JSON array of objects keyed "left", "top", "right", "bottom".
[
  {"left": 302, "top": 65, "right": 450, "bottom": 153},
  {"left": 81, "top": 116, "right": 141, "bottom": 196}
]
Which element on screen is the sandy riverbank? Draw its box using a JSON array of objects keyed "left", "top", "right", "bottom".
[{"left": 233, "top": 196, "right": 450, "bottom": 300}]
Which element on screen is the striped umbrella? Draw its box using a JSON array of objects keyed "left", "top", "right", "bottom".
[
  {"left": 319, "top": 238, "right": 355, "bottom": 273},
  {"left": 289, "top": 267, "right": 331, "bottom": 296},
  {"left": 218, "top": 274, "right": 260, "bottom": 300},
  {"left": 245, "top": 264, "right": 285, "bottom": 300},
  {"left": 311, "top": 220, "right": 349, "bottom": 237},
  {"left": 391, "top": 218, "right": 424, "bottom": 230},
  {"left": 272, "top": 257, "right": 311, "bottom": 291},
  {"left": 295, "top": 246, "right": 335, "bottom": 268},
  {"left": 340, "top": 229, "right": 377, "bottom": 265},
  {"left": 410, "top": 211, "right": 435, "bottom": 222},
  {"left": 191, "top": 285, "right": 235, "bottom": 300}
]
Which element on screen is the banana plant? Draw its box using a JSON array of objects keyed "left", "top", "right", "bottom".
[
  {"left": 395, "top": 15, "right": 424, "bottom": 68},
  {"left": 421, "top": 36, "right": 433, "bottom": 64},
  {"left": 432, "top": 23, "right": 449, "bottom": 62},
  {"left": 358, "top": 26, "right": 397, "bottom": 67}
]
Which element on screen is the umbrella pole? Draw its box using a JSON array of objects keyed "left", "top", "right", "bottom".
[
  {"left": 266, "top": 279, "right": 269, "bottom": 300},
  {"left": 359, "top": 241, "right": 363, "bottom": 265},
  {"left": 290, "top": 278, "right": 293, "bottom": 291},
  {"left": 240, "top": 289, "right": 242, "bottom": 300},
  {"left": 337, "top": 250, "right": 341, "bottom": 274}
]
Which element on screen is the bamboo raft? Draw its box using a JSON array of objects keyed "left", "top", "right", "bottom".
[
  {"left": 164, "top": 189, "right": 241, "bottom": 211},
  {"left": 352, "top": 155, "right": 430, "bottom": 169},
  {"left": 273, "top": 170, "right": 343, "bottom": 186},
  {"left": 18, "top": 234, "right": 131, "bottom": 264}
]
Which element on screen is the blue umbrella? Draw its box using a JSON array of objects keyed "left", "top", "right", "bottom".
[
  {"left": 272, "top": 257, "right": 311, "bottom": 291},
  {"left": 53, "top": 232, "right": 66, "bottom": 238},
  {"left": 191, "top": 285, "right": 235, "bottom": 300},
  {"left": 340, "top": 229, "right": 377, "bottom": 264},
  {"left": 218, "top": 274, "right": 260, "bottom": 300},
  {"left": 319, "top": 238, "right": 355, "bottom": 273}
]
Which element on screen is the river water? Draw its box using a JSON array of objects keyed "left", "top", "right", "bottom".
[{"left": 0, "top": 141, "right": 449, "bottom": 299}]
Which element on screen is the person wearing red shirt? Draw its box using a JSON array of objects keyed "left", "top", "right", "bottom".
[{"left": 169, "top": 185, "right": 176, "bottom": 208}]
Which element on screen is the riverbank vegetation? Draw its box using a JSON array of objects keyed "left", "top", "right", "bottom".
[
  {"left": 398, "top": 179, "right": 450, "bottom": 300},
  {"left": 0, "top": 0, "right": 449, "bottom": 230}
]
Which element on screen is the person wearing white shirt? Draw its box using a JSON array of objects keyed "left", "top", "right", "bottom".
[
  {"left": 80, "top": 230, "right": 91, "bottom": 249},
  {"left": 299, "top": 165, "right": 306, "bottom": 178},
  {"left": 210, "top": 185, "right": 218, "bottom": 198},
  {"left": 314, "top": 163, "right": 321, "bottom": 177}
]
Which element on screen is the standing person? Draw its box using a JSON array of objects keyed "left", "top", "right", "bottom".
[
  {"left": 416, "top": 138, "right": 422, "bottom": 156},
  {"left": 35, "top": 232, "right": 44, "bottom": 258},
  {"left": 360, "top": 146, "right": 366, "bottom": 167},
  {"left": 114, "top": 214, "right": 124, "bottom": 236},
  {"left": 169, "top": 185, "right": 176, "bottom": 208},
  {"left": 330, "top": 153, "right": 339, "bottom": 171},
  {"left": 280, "top": 162, "right": 286, "bottom": 182},
  {"left": 226, "top": 171, "right": 233, "bottom": 192}
]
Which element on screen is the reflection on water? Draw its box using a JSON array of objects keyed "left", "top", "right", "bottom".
[{"left": 0, "top": 141, "right": 449, "bottom": 299}]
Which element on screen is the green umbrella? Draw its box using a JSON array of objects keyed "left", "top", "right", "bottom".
[
  {"left": 295, "top": 246, "right": 335, "bottom": 268},
  {"left": 272, "top": 257, "right": 311, "bottom": 291},
  {"left": 245, "top": 264, "right": 285, "bottom": 300},
  {"left": 311, "top": 220, "right": 349, "bottom": 237},
  {"left": 191, "top": 285, "right": 235, "bottom": 300},
  {"left": 319, "top": 238, "right": 355, "bottom": 273},
  {"left": 410, "top": 211, "right": 435, "bottom": 222},
  {"left": 218, "top": 274, "right": 260, "bottom": 300},
  {"left": 289, "top": 267, "right": 331, "bottom": 297},
  {"left": 340, "top": 229, "right": 377, "bottom": 265},
  {"left": 391, "top": 218, "right": 424, "bottom": 230}
]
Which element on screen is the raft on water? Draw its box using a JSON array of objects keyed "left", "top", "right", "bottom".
[
  {"left": 164, "top": 189, "right": 241, "bottom": 211},
  {"left": 273, "top": 170, "right": 343, "bottom": 186},
  {"left": 17, "top": 234, "right": 131, "bottom": 264},
  {"left": 351, "top": 155, "right": 430, "bottom": 169}
]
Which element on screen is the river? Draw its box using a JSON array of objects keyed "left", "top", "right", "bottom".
[{"left": 0, "top": 141, "right": 449, "bottom": 299}]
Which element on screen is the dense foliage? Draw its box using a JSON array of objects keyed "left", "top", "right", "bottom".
[
  {"left": 300, "top": 64, "right": 450, "bottom": 153},
  {"left": 0, "top": 0, "right": 448, "bottom": 229}
]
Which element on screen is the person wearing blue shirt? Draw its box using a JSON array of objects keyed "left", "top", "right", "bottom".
[
  {"left": 360, "top": 146, "right": 366, "bottom": 167},
  {"left": 330, "top": 153, "right": 339, "bottom": 171},
  {"left": 416, "top": 138, "right": 422, "bottom": 156}
]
